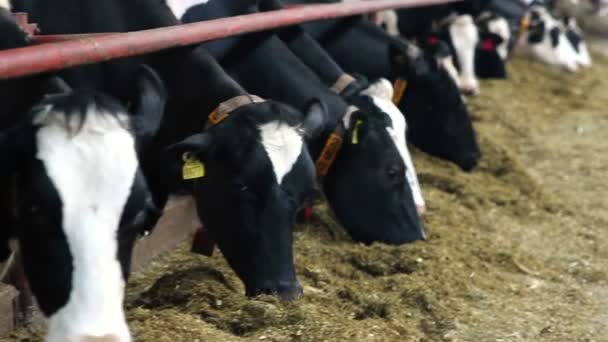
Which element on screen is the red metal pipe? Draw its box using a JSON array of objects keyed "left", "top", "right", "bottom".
[
  {"left": 30, "top": 33, "right": 115, "bottom": 44},
  {"left": 0, "top": 0, "right": 461, "bottom": 79}
]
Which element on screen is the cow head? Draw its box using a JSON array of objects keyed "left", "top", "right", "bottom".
[
  {"left": 443, "top": 14, "right": 480, "bottom": 95},
  {"left": 0, "top": 65, "right": 166, "bottom": 342},
  {"left": 162, "top": 99, "right": 319, "bottom": 300},
  {"left": 314, "top": 91, "right": 425, "bottom": 245},
  {"left": 390, "top": 41, "right": 481, "bottom": 172},
  {"left": 475, "top": 11, "right": 509, "bottom": 79},
  {"left": 358, "top": 78, "right": 426, "bottom": 217},
  {"left": 519, "top": 6, "right": 580, "bottom": 72}
]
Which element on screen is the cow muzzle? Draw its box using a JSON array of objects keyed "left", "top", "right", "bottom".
[{"left": 74, "top": 334, "right": 124, "bottom": 342}]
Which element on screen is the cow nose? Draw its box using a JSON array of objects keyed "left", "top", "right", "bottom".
[
  {"left": 460, "top": 151, "right": 481, "bottom": 172},
  {"left": 250, "top": 280, "right": 303, "bottom": 301},
  {"left": 460, "top": 84, "right": 480, "bottom": 96},
  {"left": 416, "top": 204, "right": 426, "bottom": 217},
  {"left": 76, "top": 334, "right": 124, "bottom": 342},
  {"left": 563, "top": 62, "right": 579, "bottom": 73}
]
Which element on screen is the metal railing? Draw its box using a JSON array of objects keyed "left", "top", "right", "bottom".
[{"left": 0, "top": 0, "right": 460, "bottom": 79}]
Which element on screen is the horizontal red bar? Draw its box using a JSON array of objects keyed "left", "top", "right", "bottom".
[{"left": 0, "top": 0, "right": 461, "bottom": 79}]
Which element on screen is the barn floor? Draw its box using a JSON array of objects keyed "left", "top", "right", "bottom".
[{"left": 6, "top": 51, "right": 608, "bottom": 342}]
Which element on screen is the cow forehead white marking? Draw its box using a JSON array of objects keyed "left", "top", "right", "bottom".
[
  {"left": 36, "top": 108, "right": 135, "bottom": 342},
  {"left": 449, "top": 15, "right": 479, "bottom": 92},
  {"left": 165, "top": 0, "right": 210, "bottom": 19},
  {"left": 367, "top": 96, "right": 425, "bottom": 208},
  {"left": 258, "top": 121, "right": 303, "bottom": 185}
]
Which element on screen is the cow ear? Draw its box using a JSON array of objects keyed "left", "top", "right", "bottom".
[
  {"left": 160, "top": 133, "right": 214, "bottom": 192},
  {"left": 480, "top": 32, "right": 505, "bottom": 46},
  {"left": 131, "top": 65, "right": 167, "bottom": 144},
  {"left": 44, "top": 77, "right": 72, "bottom": 95},
  {"left": 164, "top": 133, "right": 214, "bottom": 160},
  {"left": 302, "top": 99, "right": 328, "bottom": 141}
]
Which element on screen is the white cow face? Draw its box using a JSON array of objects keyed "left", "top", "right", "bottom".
[
  {"left": 360, "top": 78, "right": 426, "bottom": 216},
  {"left": 0, "top": 67, "right": 166, "bottom": 342},
  {"left": 518, "top": 6, "right": 580, "bottom": 72},
  {"left": 447, "top": 14, "right": 480, "bottom": 95}
]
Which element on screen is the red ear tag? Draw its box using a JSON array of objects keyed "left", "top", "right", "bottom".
[
  {"left": 303, "top": 206, "right": 313, "bottom": 221},
  {"left": 191, "top": 226, "right": 215, "bottom": 257},
  {"left": 481, "top": 39, "right": 497, "bottom": 51},
  {"left": 428, "top": 36, "right": 439, "bottom": 45}
]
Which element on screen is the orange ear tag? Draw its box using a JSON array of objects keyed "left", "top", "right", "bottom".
[
  {"left": 392, "top": 79, "right": 408, "bottom": 105},
  {"left": 315, "top": 133, "right": 344, "bottom": 177},
  {"left": 208, "top": 109, "right": 229, "bottom": 125}
]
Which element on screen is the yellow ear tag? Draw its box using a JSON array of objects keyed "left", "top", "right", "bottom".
[
  {"left": 182, "top": 153, "right": 205, "bottom": 180},
  {"left": 351, "top": 120, "right": 364, "bottom": 145}
]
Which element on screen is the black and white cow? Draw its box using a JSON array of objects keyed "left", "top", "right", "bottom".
[
  {"left": 8, "top": 0, "right": 320, "bottom": 339},
  {"left": 152, "top": 47, "right": 320, "bottom": 301},
  {"left": 395, "top": 1, "right": 510, "bottom": 94},
  {"left": 0, "top": 4, "right": 167, "bottom": 341},
  {"left": 287, "top": 11, "right": 482, "bottom": 171},
  {"left": 257, "top": 0, "right": 426, "bottom": 215},
  {"left": 171, "top": 0, "right": 427, "bottom": 245},
  {"left": 487, "top": 0, "right": 589, "bottom": 71}
]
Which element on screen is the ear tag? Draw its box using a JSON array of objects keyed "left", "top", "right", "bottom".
[
  {"left": 182, "top": 152, "right": 205, "bottom": 180},
  {"left": 351, "top": 120, "right": 364, "bottom": 144},
  {"left": 392, "top": 79, "right": 408, "bottom": 105}
]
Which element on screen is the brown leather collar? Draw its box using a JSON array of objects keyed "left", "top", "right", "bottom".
[
  {"left": 330, "top": 74, "right": 357, "bottom": 95},
  {"left": 315, "top": 106, "right": 357, "bottom": 177},
  {"left": 206, "top": 94, "right": 265, "bottom": 127}
]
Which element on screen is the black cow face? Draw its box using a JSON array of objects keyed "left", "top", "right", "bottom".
[
  {"left": 391, "top": 43, "right": 481, "bottom": 171},
  {"left": 318, "top": 96, "right": 425, "bottom": 245},
  {"left": 0, "top": 66, "right": 165, "bottom": 342},
  {"left": 163, "top": 101, "right": 319, "bottom": 300},
  {"left": 474, "top": 12, "right": 509, "bottom": 79},
  {"left": 475, "top": 31, "right": 507, "bottom": 79}
]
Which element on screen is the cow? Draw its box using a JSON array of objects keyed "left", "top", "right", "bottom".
[
  {"left": 152, "top": 47, "right": 321, "bottom": 301},
  {"left": 8, "top": 0, "right": 320, "bottom": 340},
  {"left": 172, "top": 0, "right": 427, "bottom": 245},
  {"left": 474, "top": 11, "right": 510, "bottom": 78},
  {"left": 257, "top": 0, "right": 426, "bottom": 215},
  {"left": 0, "top": 5, "right": 167, "bottom": 341},
  {"left": 486, "top": 0, "right": 588, "bottom": 71},
  {"left": 284, "top": 10, "right": 482, "bottom": 171},
  {"left": 395, "top": 1, "right": 511, "bottom": 94},
  {"left": 516, "top": 4, "right": 582, "bottom": 71}
]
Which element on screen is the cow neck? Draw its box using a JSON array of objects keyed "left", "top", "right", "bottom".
[
  {"left": 517, "top": 13, "right": 531, "bottom": 40},
  {"left": 204, "top": 94, "right": 266, "bottom": 129},
  {"left": 315, "top": 106, "right": 357, "bottom": 179}
]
